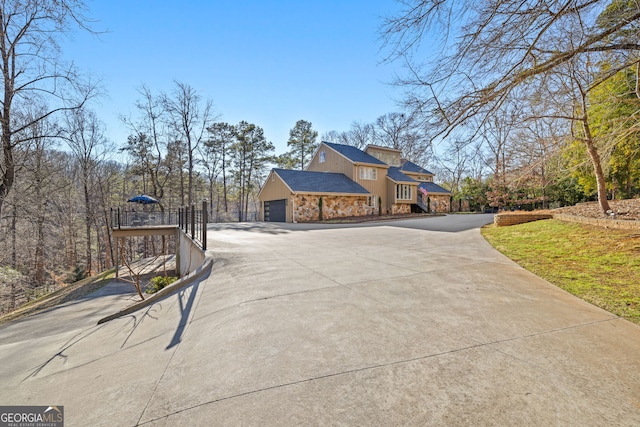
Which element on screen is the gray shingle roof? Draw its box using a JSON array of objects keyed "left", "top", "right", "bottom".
[
  {"left": 401, "top": 159, "right": 433, "bottom": 175},
  {"left": 387, "top": 167, "right": 417, "bottom": 183},
  {"left": 274, "top": 169, "right": 370, "bottom": 194},
  {"left": 418, "top": 182, "right": 451, "bottom": 195},
  {"left": 322, "top": 141, "right": 387, "bottom": 166}
]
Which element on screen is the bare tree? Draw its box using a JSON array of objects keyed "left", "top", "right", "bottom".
[
  {"left": 374, "top": 112, "right": 432, "bottom": 164},
  {"left": 163, "top": 81, "right": 216, "bottom": 207},
  {"left": 478, "top": 105, "right": 520, "bottom": 190},
  {"left": 0, "top": 0, "right": 97, "bottom": 224},
  {"left": 121, "top": 84, "right": 171, "bottom": 206},
  {"left": 348, "top": 121, "right": 377, "bottom": 149},
  {"left": 21, "top": 118, "right": 59, "bottom": 286},
  {"left": 321, "top": 130, "right": 350, "bottom": 145},
  {"left": 436, "top": 137, "right": 483, "bottom": 200},
  {"left": 381, "top": 0, "right": 640, "bottom": 214},
  {"left": 64, "top": 107, "right": 108, "bottom": 276},
  {"left": 322, "top": 121, "right": 376, "bottom": 149}
]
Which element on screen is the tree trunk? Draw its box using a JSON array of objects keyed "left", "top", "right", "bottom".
[
  {"left": 104, "top": 209, "right": 114, "bottom": 269},
  {"left": 35, "top": 209, "right": 46, "bottom": 286},
  {"left": 180, "top": 165, "right": 185, "bottom": 207},
  {"left": 0, "top": 112, "right": 14, "bottom": 225},
  {"left": 11, "top": 203, "right": 17, "bottom": 269},
  {"left": 580, "top": 119, "right": 611, "bottom": 215},
  {"left": 84, "top": 179, "right": 92, "bottom": 276},
  {"left": 222, "top": 150, "right": 228, "bottom": 212},
  {"left": 187, "top": 135, "right": 194, "bottom": 206}
]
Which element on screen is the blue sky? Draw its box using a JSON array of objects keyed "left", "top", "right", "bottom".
[{"left": 65, "top": 0, "right": 408, "bottom": 155}]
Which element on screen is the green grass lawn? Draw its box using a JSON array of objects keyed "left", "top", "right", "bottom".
[{"left": 481, "top": 219, "right": 640, "bottom": 324}]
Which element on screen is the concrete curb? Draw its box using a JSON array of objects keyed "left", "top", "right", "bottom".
[{"left": 97, "top": 257, "right": 214, "bottom": 325}]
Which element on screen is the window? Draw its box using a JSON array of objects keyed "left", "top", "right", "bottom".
[
  {"left": 319, "top": 151, "right": 326, "bottom": 163},
  {"left": 359, "top": 166, "right": 377, "bottom": 180},
  {"left": 396, "top": 184, "right": 412, "bottom": 200},
  {"left": 367, "top": 195, "right": 378, "bottom": 207}
]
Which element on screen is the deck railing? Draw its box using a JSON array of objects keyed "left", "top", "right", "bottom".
[
  {"left": 178, "top": 203, "right": 208, "bottom": 251},
  {"left": 110, "top": 208, "right": 178, "bottom": 227},
  {"left": 111, "top": 201, "right": 208, "bottom": 251}
]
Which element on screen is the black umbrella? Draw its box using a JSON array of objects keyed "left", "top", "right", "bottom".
[{"left": 127, "top": 194, "right": 159, "bottom": 204}]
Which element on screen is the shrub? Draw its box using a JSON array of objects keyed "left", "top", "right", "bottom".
[{"left": 147, "top": 276, "right": 178, "bottom": 294}]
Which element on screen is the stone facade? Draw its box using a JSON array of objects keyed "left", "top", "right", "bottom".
[
  {"left": 429, "top": 195, "right": 451, "bottom": 213},
  {"left": 292, "top": 194, "right": 368, "bottom": 222},
  {"left": 391, "top": 203, "right": 411, "bottom": 215}
]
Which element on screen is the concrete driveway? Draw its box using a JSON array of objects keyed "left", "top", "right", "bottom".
[{"left": 1, "top": 214, "right": 640, "bottom": 426}]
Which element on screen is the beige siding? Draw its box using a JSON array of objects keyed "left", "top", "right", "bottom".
[
  {"left": 385, "top": 179, "right": 396, "bottom": 214},
  {"left": 258, "top": 172, "right": 293, "bottom": 221},
  {"left": 308, "top": 143, "right": 356, "bottom": 179},
  {"left": 307, "top": 143, "right": 390, "bottom": 209},
  {"left": 352, "top": 165, "right": 387, "bottom": 210},
  {"left": 386, "top": 178, "right": 417, "bottom": 208}
]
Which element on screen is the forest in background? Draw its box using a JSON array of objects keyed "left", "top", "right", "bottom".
[{"left": 1, "top": 0, "right": 640, "bottom": 313}]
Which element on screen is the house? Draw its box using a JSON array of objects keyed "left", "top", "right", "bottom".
[{"left": 258, "top": 141, "right": 451, "bottom": 222}]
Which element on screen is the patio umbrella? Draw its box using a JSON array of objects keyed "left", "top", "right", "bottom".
[{"left": 127, "top": 194, "right": 159, "bottom": 205}]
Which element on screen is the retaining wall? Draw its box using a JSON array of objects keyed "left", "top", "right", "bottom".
[
  {"left": 99, "top": 228, "right": 210, "bottom": 324},
  {"left": 553, "top": 214, "right": 640, "bottom": 231},
  {"left": 494, "top": 212, "right": 640, "bottom": 231},
  {"left": 177, "top": 228, "right": 207, "bottom": 276},
  {"left": 494, "top": 213, "right": 553, "bottom": 227}
]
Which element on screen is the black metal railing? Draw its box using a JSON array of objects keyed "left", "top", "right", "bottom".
[
  {"left": 178, "top": 202, "right": 208, "bottom": 251},
  {"left": 110, "top": 208, "right": 178, "bottom": 228},
  {"left": 111, "top": 201, "right": 208, "bottom": 251}
]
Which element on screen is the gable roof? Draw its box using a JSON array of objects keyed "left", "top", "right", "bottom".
[
  {"left": 400, "top": 159, "right": 433, "bottom": 175},
  {"left": 322, "top": 141, "right": 387, "bottom": 166},
  {"left": 387, "top": 167, "right": 417, "bottom": 184},
  {"left": 273, "top": 169, "right": 370, "bottom": 195},
  {"left": 418, "top": 182, "right": 451, "bottom": 195}
]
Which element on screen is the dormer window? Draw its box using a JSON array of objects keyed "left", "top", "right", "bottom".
[{"left": 359, "top": 166, "right": 377, "bottom": 180}]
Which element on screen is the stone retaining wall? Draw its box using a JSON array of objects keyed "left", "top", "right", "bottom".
[
  {"left": 553, "top": 214, "right": 640, "bottom": 231},
  {"left": 494, "top": 213, "right": 553, "bottom": 226},
  {"left": 495, "top": 212, "right": 640, "bottom": 230}
]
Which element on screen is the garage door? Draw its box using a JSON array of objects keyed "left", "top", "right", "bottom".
[{"left": 264, "top": 199, "right": 286, "bottom": 222}]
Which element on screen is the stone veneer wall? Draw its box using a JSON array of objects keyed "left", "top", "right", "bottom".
[
  {"left": 292, "top": 194, "right": 368, "bottom": 222},
  {"left": 391, "top": 204, "right": 411, "bottom": 215},
  {"left": 429, "top": 195, "right": 451, "bottom": 213}
]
